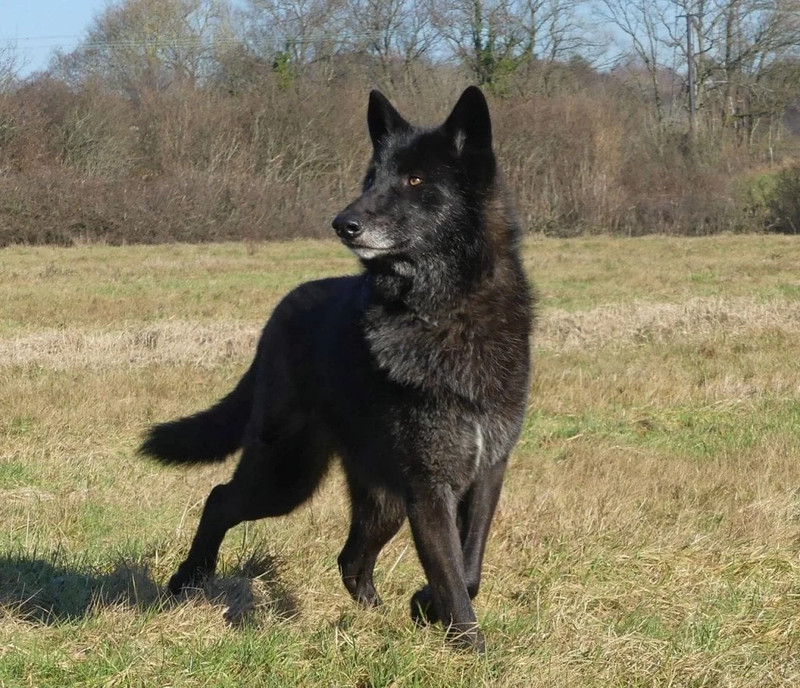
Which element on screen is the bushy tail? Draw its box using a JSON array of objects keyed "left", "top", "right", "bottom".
[{"left": 139, "top": 363, "right": 256, "bottom": 465}]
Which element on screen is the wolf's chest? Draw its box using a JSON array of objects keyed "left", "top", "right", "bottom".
[
  {"left": 364, "top": 316, "right": 485, "bottom": 396},
  {"left": 362, "top": 309, "right": 528, "bottom": 415}
]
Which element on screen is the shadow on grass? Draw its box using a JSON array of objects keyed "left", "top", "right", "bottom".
[
  {"left": 210, "top": 550, "right": 301, "bottom": 627},
  {"left": 0, "top": 548, "right": 299, "bottom": 627}
]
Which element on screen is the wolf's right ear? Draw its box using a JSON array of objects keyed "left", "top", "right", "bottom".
[{"left": 368, "top": 90, "right": 410, "bottom": 150}]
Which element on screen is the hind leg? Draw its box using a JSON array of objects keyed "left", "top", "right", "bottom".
[
  {"left": 410, "top": 457, "right": 507, "bottom": 630},
  {"left": 337, "top": 482, "right": 405, "bottom": 607},
  {"left": 169, "top": 481, "right": 244, "bottom": 594},
  {"left": 169, "top": 435, "right": 329, "bottom": 594}
]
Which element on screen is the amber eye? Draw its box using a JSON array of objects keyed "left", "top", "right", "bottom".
[{"left": 408, "top": 175, "right": 423, "bottom": 187}]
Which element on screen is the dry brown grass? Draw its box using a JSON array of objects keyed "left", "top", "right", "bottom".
[
  {"left": 2, "top": 296, "right": 799, "bottom": 369},
  {"left": 1, "top": 235, "right": 800, "bottom": 686}
]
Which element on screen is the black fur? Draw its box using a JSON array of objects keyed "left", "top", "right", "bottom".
[
  {"left": 140, "top": 363, "right": 256, "bottom": 464},
  {"left": 139, "top": 86, "right": 533, "bottom": 651}
]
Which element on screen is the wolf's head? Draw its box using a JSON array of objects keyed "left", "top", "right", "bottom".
[{"left": 332, "top": 87, "right": 502, "bottom": 289}]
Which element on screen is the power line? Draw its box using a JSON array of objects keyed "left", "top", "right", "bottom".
[
  {"left": 3, "top": 32, "right": 432, "bottom": 50},
  {"left": 1, "top": 35, "right": 87, "bottom": 42}
]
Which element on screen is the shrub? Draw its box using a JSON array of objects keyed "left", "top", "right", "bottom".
[{"left": 766, "top": 164, "right": 800, "bottom": 234}]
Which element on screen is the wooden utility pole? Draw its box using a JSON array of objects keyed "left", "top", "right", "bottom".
[{"left": 685, "top": 13, "right": 695, "bottom": 141}]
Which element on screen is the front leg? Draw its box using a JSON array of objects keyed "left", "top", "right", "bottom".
[
  {"left": 411, "top": 457, "right": 508, "bottom": 627},
  {"left": 406, "top": 483, "right": 484, "bottom": 651}
]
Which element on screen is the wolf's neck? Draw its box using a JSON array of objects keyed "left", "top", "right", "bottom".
[{"left": 367, "top": 252, "right": 488, "bottom": 317}]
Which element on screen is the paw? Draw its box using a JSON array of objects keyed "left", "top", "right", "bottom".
[
  {"left": 341, "top": 573, "right": 383, "bottom": 608},
  {"left": 167, "top": 564, "right": 207, "bottom": 595},
  {"left": 410, "top": 586, "right": 439, "bottom": 625},
  {"left": 355, "top": 588, "right": 383, "bottom": 609},
  {"left": 447, "top": 624, "right": 486, "bottom": 653}
]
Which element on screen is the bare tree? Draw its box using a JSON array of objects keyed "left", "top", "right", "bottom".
[
  {"left": 51, "top": 0, "right": 227, "bottom": 97},
  {"left": 599, "top": 0, "right": 800, "bottom": 148},
  {"left": 242, "top": 0, "right": 346, "bottom": 75},
  {"left": 342, "top": 0, "right": 439, "bottom": 84},
  {"left": 433, "top": 0, "right": 591, "bottom": 86},
  {"left": 695, "top": 0, "right": 800, "bottom": 142},
  {"left": 519, "top": 0, "right": 599, "bottom": 64},
  {"left": 0, "top": 42, "right": 23, "bottom": 93},
  {"left": 597, "top": 0, "right": 673, "bottom": 133}
]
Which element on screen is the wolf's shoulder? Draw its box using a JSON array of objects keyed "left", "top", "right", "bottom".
[{"left": 276, "top": 274, "right": 365, "bottom": 312}]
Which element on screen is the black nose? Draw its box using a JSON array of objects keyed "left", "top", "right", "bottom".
[{"left": 332, "top": 211, "right": 362, "bottom": 240}]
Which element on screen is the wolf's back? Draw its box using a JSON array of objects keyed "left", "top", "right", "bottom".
[{"left": 139, "top": 363, "right": 256, "bottom": 465}]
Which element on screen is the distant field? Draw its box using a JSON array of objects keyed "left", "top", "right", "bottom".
[{"left": 1, "top": 235, "right": 800, "bottom": 687}]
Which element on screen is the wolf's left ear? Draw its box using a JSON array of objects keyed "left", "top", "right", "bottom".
[
  {"left": 368, "top": 90, "right": 410, "bottom": 150},
  {"left": 444, "top": 86, "right": 492, "bottom": 154}
]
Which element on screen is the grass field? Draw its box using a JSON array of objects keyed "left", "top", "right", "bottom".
[{"left": 2, "top": 235, "right": 800, "bottom": 686}]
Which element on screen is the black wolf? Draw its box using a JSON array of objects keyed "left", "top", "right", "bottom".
[{"left": 140, "top": 86, "right": 533, "bottom": 650}]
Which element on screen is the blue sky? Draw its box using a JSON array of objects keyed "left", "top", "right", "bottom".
[{"left": 1, "top": 0, "right": 109, "bottom": 75}]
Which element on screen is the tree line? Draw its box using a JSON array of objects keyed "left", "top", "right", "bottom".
[{"left": 1, "top": 0, "right": 800, "bottom": 245}]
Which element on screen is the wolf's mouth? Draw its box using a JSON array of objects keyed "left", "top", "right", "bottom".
[
  {"left": 343, "top": 237, "right": 408, "bottom": 258},
  {"left": 347, "top": 244, "right": 396, "bottom": 259}
]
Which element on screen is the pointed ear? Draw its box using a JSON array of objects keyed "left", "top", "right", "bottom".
[
  {"left": 443, "top": 86, "right": 492, "bottom": 154},
  {"left": 368, "top": 90, "right": 410, "bottom": 150}
]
